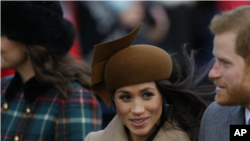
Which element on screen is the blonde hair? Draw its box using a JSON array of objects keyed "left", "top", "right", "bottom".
[{"left": 210, "top": 5, "right": 250, "bottom": 64}]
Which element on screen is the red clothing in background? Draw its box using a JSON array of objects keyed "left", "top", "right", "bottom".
[
  {"left": 216, "top": 0, "right": 250, "bottom": 11},
  {"left": 62, "top": 1, "right": 83, "bottom": 60},
  {"left": 0, "top": 70, "right": 15, "bottom": 78}
]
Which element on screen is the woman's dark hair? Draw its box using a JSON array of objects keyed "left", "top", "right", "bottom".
[
  {"left": 26, "top": 45, "right": 91, "bottom": 99},
  {"left": 151, "top": 45, "right": 215, "bottom": 141},
  {"left": 111, "top": 45, "right": 215, "bottom": 141}
]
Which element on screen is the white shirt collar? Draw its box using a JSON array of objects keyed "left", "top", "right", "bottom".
[{"left": 245, "top": 108, "right": 250, "bottom": 124}]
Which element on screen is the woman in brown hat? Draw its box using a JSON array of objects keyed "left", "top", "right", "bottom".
[{"left": 85, "top": 25, "right": 214, "bottom": 141}]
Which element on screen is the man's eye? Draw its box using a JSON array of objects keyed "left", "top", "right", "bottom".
[
  {"left": 221, "top": 61, "right": 227, "bottom": 64},
  {"left": 220, "top": 61, "right": 230, "bottom": 67}
]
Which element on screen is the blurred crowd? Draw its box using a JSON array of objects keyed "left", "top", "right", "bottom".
[
  {"left": 3, "top": 1, "right": 249, "bottom": 76},
  {"left": 2, "top": 1, "right": 250, "bottom": 129}
]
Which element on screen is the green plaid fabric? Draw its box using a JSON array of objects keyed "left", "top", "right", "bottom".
[{"left": 1, "top": 75, "right": 102, "bottom": 141}]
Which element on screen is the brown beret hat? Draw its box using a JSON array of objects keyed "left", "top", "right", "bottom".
[{"left": 91, "top": 25, "right": 172, "bottom": 107}]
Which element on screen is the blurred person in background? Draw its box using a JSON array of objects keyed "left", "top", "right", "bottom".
[
  {"left": 85, "top": 25, "right": 215, "bottom": 141},
  {"left": 190, "top": 1, "right": 218, "bottom": 67},
  {"left": 216, "top": 1, "right": 250, "bottom": 11},
  {"left": 190, "top": 1, "right": 249, "bottom": 67},
  {"left": 1, "top": 1, "right": 102, "bottom": 141},
  {"left": 77, "top": 1, "right": 169, "bottom": 65},
  {"left": 150, "top": 1, "right": 198, "bottom": 82}
]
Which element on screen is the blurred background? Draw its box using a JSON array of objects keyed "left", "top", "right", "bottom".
[{"left": 1, "top": 1, "right": 250, "bottom": 129}]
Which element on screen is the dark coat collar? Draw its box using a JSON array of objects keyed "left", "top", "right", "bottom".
[{"left": 5, "top": 72, "right": 49, "bottom": 103}]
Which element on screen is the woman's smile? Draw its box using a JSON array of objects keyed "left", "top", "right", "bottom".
[{"left": 130, "top": 117, "right": 149, "bottom": 127}]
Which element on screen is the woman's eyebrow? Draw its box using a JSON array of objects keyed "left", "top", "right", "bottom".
[
  {"left": 116, "top": 87, "right": 155, "bottom": 94},
  {"left": 140, "top": 87, "right": 155, "bottom": 93},
  {"left": 116, "top": 90, "right": 130, "bottom": 94}
]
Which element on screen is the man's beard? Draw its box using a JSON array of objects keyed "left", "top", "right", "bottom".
[{"left": 215, "top": 72, "right": 250, "bottom": 107}]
